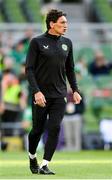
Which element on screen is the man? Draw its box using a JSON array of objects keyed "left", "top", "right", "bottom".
[
  {"left": 88, "top": 50, "right": 112, "bottom": 77},
  {"left": 26, "top": 9, "right": 82, "bottom": 175}
]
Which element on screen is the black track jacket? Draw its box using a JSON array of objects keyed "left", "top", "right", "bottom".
[{"left": 26, "top": 32, "right": 79, "bottom": 98}]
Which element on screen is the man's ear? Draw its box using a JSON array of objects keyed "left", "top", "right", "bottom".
[{"left": 50, "top": 21, "right": 55, "bottom": 29}]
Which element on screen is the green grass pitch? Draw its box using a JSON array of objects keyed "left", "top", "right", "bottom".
[{"left": 0, "top": 150, "right": 112, "bottom": 179}]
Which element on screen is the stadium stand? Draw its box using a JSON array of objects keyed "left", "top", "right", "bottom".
[
  {"left": 74, "top": 43, "right": 112, "bottom": 64},
  {"left": 0, "top": 13, "right": 4, "bottom": 23},
  {"left": 1, "top": 0, "right": 12, "bottom": 22},
  {"left": 91, "top": 0, "right": 112, "bottom": 22},
  {"left": 0, "top": 1, "right": 4, "bottom": 22},
  {"left": 0, "top": 0, "right": 26, "bottom": 22},
  {"left": 0, "top": 0, "right": 42, "bottom": 23},
  {"left": 20, "top": 0, "right": 42, "bottom": 23}
]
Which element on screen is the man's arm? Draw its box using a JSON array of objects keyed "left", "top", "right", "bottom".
[
  {"left": 65, "top": 40, "right": 79, "bottom": 93},
  {"left": 25, "top": 38, "right": 46, "bottom": 107},
  {"left": 25, "top": 38, "right": 40, "bottom": 94},
  {"left": 65, "top": 40, "right": 82, "bottom": 104}
]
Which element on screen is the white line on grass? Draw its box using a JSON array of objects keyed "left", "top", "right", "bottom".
[{"left": 1, "top": 160, "right": 112, "bottom": 166}]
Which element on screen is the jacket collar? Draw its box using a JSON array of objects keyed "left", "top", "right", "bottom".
[{"left": 45, "top": 31, "right": 61, "bottom": 40}]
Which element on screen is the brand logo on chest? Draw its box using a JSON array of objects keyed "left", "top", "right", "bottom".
[{"left": 43, "top": 45, "right": 49, "bottom": 49}]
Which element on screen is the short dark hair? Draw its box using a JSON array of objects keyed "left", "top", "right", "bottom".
[{"left": 46, "top": 9, "right": 66, "bottom": 30}]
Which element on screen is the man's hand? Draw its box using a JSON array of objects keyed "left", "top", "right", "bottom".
[
  {"left": 73, "top": 91, "right": 82, "bottom": 104},
  {"left": 34, "top": 91, "right": 46, "bottom": 107}
]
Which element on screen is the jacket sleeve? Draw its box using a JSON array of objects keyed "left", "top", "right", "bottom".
[
  {"left": 65, "top": 40, "right": 79, "bottom": 93},
  {"left": 25, "top": 38, "right": 40, "bottom": 94}
]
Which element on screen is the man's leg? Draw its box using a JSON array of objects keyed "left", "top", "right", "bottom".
[
  {"left": 39, "top": 98, "right": 66, "bottom": 174},
  {"left": 28, "top": 102, "right": 47, "bottom": 173},
  {"left": 28, "top": 104, "right": 47, "bottom": 154}
]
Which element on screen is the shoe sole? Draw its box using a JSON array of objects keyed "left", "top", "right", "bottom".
[{"left": 39, "top": 170, "right": 55, "bottom": 175}]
